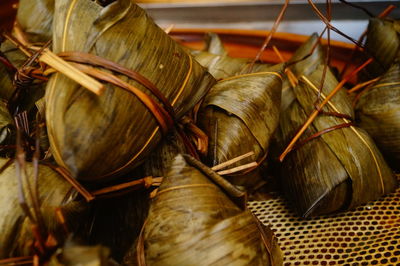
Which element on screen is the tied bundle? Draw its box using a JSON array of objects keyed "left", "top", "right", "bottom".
[
  {"left": 137, "top": 154, "right": 282, "bottom": 266},
  {"left": 45, "top": 0, "right": 215, "bottom": 182},
  {"left": 356, "top": 62, "right": 400, "bottom": 166},
  {"left": 0, "top": 159, "right": 88, "bottom": 259},
  {"left": 278, "top": 64, "right": 397, "bottom": 217},
  {"left": 198, "top": 68, "right": 283, "bottom": 188}
]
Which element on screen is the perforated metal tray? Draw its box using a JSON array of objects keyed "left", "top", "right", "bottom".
[{"left": 249, "top": 177, "right": 400, "bottom": 265}]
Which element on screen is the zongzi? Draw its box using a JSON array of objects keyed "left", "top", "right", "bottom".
[
  {"left": 136, "top": 154, "right": 283, "bottom": 266},
  {"left": 278, "top": 65, "right": 397, "bottom": 217},
  {"left": 198, "top": 66, "right": 283, "bottom": 188},
  {"left": 355, "top": 62, "right": 400, "bottom": 166},
  {"left": 0, "top": 159, "right": 88, "bottom": 259},
  {"left": 45, "top": 0, "right": 215, "bottom": 182}
]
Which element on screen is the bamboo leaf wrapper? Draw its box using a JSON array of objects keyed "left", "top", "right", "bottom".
[
  {"left": 0, "top": 160, "right": 88, "bottom": 258},
  {"left": 45, "top": 0, "right": 215, "bottom": 181},
  {"left": 138, "top": 154, "right": 282, "bottom": 266},
  {"left": 279, "top": 65, "right": 397, "bottom": 217}
]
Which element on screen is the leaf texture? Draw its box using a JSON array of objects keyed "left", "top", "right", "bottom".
[
  {"left": 45, "top": 0, "right": 215, "bottom": 181},
  {"left": 140, "top": 155, "right": 282, "bottom": 266}
]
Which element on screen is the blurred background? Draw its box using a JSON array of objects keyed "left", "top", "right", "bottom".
[
  {"left": 137, "top": 0, "right": 399, "bottom": 42},
  {"left": 1, "top": 0, "right": 399, "bottom": 42}
]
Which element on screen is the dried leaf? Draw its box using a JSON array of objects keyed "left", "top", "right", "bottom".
[
  {"left": 0, "top": 160, "right": 88, "bottom": 258},
  {"left": 203, "top": 32, "right": 227, "bottom": 56},
  {"left": 279, "top": 65, "right": 397, "bottom": 217},
  {"left": 138, "top": 155, "right": 282, "bottom": 266},
  {"left": 288, "top": 33, "right": 325, "bottom": 78},
  {"left": 198, "top": 66, "right": 283, "bottom": 188},
  {"left": 46, "top": 0, "right": 215, "bottom": 181},
  {"left": 356, "top": 62, "right": 400, "bottom": 166},
  {"left": 16, "top": 0, "right": 55, "bottom": 43},
  {"left": 363, "top": 18, "right": 400, "bottom": 79}
]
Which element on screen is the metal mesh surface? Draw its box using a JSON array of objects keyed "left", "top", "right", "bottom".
[{"left": 248, "top": 185, "right": 400, "bottom": 265}]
